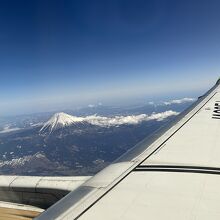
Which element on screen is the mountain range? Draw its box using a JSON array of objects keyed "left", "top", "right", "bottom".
[{"left": 0, "top": 98, "right": 195, "bottom": 176}]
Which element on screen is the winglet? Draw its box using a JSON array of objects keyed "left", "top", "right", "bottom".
[{"left": 216, "top": 77, "right": 220, "bottom": 85}]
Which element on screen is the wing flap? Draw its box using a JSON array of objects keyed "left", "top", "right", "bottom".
[{"left": 78, "top": 171, "right": 220, "bottom": 220}]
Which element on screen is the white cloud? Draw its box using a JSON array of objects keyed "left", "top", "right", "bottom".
[
  {"left": 148, "top": 101, "right": 154, "bottom": 105},
  {"left": 0, "top": 126, "right": 21, "bottom": 134},
  {"left": 88, "top": 104, "right": 95, "bottom": 108},
  {"left": 162, "top": 97, "right": 196, "bottom": 105},
  {"left": 83, "top": 110, "right": 178, "bottom": 127},
  {"left": 88, "top": 102, "right": 102, "bottom": 108}
]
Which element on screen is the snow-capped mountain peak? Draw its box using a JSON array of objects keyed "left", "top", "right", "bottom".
[
  {"left": 40, "top": 112, "right": 84, "bottom": 133},
  {"left": 40, "top": 110, "right": 179, "bottom": 134}
]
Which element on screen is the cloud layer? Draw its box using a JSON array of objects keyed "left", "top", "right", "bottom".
[
  {"left": 0, "top": 126, "right": 21, "bottom": 134},
  {"left": 80, "top": 110, "right": 179, "bottom": 127},
  {"left": 162, "top": 97, "right": 196, "bottom": 105}
]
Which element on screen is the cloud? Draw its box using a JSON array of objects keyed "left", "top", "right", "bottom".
[
  {"left": 162, "top": 97, "right": 196, "bottom": 105},
  {"left": 88, "top": 102, "right": 102, "bottom": 108},
  {"left": 88, "top": 104, "right": 95, "bottom": 108},
  {"left": 0, "top": 126, "right": 21, "bottom": 134},
  {"left": 148, "top": 101, "right": 154, "bottom": 105},
  {"left": 83, "top": 110, "right": 179, "bottom": 127}
]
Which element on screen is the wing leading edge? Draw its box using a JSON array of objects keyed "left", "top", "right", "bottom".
[{"left": 36, "top": 78, "right": 220, "bottom": 220}]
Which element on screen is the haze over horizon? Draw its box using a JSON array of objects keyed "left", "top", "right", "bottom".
[{"left": 1, "top": 0, "right": 220, "bottom": 115}]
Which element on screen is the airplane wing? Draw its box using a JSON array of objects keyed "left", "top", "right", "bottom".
[{"left": 32, "top": 77, "right": 220, "bottom": 220}]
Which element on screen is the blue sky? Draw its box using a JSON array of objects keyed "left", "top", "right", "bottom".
[{"left": 0, "top": 0, "right": 220, "bottom": 115}]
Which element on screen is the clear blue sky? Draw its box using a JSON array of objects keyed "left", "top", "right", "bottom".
[{"left": 0, "top": 0, "right": 220, "bottom": 115}]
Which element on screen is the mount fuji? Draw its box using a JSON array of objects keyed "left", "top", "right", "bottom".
[
  {"left": 40, "top": 112, "right": 84, "bottom": 133},
  {"left": 40, "top": 110, "right": 179, "bottom": 134}
]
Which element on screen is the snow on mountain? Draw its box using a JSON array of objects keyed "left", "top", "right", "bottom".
[
  {"left": 40, "top": 111, "right": 179, "bottom": 133},
  {"left": 0, "top": 153, "right": 62, "bottom": 174},
  {"left": 40, "top": 112, "right": 84, "bottom": 133},
  {"left": 0, "top": 153, "right": 45, "bottom": 168}
]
